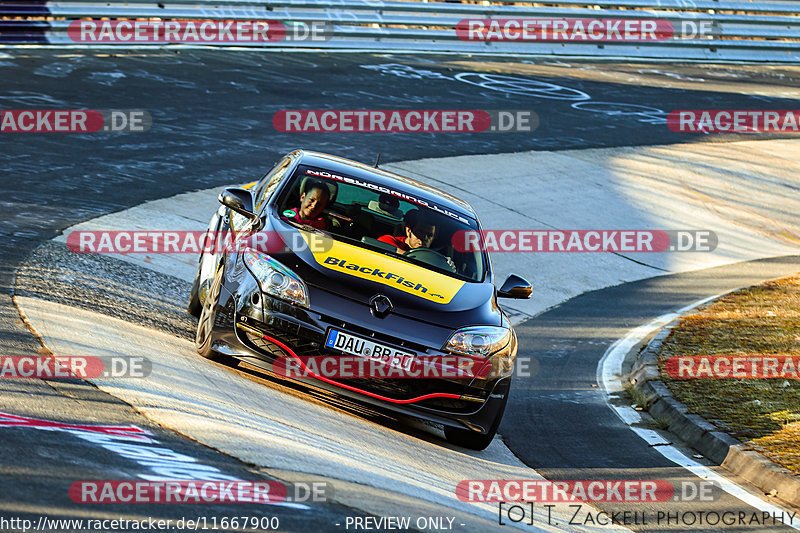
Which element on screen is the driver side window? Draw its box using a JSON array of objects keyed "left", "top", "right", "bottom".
[{"left": 253, "top": 157, "right": 293, "bottom": 212}]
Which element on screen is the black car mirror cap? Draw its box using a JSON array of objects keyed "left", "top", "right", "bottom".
[
  {"left": 497, "top": 274, "right": 532, "bottom": 299},
  {"left": 219, "top": 187, "right": 259, "bottom": 221}
]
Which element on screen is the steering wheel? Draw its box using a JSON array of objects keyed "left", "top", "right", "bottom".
[{"left": 404, "top": 247, "right": 456, "bottom": 272}]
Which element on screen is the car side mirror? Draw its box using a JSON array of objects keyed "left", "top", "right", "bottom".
[
  {"left": 497, "top": 274, "right": 532, "bottom": 299},
  {"left": 219, "top": 187, "right": 258, "bottom": 221}
]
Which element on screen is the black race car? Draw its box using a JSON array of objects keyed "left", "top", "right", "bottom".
[{"left": 188, "top": 150, "right": 531, "bottom": 449}]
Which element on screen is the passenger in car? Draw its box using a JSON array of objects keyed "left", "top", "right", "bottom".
[
  {"left": 378, "top": 209, "right": 436, "bottom": 254},
  {"left": 282, "top": 179, "right": 330, "bottom": 230}
]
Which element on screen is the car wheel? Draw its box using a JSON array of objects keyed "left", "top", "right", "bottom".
[
  {"left": 187, "top": 269, "right": 202, "bottom": 318},
  {"left": 195, "top": 269, "right": 226, "bottom": 361},
  {"left": 444, "top": 394, "right": 508, "bottom": 450},
  {"left": 189, "top": 248, "right": 220, "bottom": 317}
]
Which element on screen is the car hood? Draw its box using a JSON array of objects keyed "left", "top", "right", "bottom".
[{"left": 273, "top": 227, "right": 501, "bottom": 328}]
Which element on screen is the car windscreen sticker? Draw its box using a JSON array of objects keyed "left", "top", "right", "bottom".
[
  {"left": 301, "top": 232, "right": 465, "bottom": 304},
  {"left": 304, "top": 168, "right": 470, "bottom": 225}
]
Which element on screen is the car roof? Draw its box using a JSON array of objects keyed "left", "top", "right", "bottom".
[{"left": 295, "top": 150, "right": 478, "bottom": 220}]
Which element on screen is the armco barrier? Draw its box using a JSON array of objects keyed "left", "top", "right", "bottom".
[{"left": 1, "top": 0, "right": 799, "bottom": 61}]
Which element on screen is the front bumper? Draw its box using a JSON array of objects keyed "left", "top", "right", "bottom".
[{"left": 209, "top": 271, "right": 512, "bottom": 434}]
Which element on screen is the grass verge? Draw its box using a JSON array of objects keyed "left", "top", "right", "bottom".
[{"left": 657, "top": 274, "right": 800, "bottom": 474}]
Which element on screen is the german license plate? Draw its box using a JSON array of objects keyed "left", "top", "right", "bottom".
[{"left": 325, "top": 329, "right": 416, "bottom": 372}]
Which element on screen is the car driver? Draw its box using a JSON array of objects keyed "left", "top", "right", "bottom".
[{"left": 378, "top": 209, "right": 435, "bottom": 254}]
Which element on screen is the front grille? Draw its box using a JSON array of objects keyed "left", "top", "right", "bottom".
[
  {"left": 244, "top": 332, "right": 289, "bottom": 359},
  {"left": 237, "top": 316, "right": 483, "bottom": 411}
]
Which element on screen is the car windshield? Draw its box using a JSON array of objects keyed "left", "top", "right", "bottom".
[{"left": 276, "top": 165, "right": 488, "bottom": 282}]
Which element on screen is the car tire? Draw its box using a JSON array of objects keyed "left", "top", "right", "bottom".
[
  {"left": 195, "top": 270, "right": 227, "bottom": 362},
  {"left": 187, "top": 269, "right": 202, "bottom": 318},
  {"left": 444, "top": 393, "right": 508, "bottom": 450}
]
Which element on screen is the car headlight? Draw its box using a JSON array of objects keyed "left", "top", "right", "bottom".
[
  {"left": 444, "top": 326, "right": 511, "bottom": 358},
  {"left": 243, "top": 250, "right": 309, "bottom": 308}
]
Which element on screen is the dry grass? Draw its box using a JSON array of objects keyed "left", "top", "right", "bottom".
[
  {"left": 657, "top": 274, "right": 800, "bottom": 473},
  {"left": 750, "top": 422, "right": 800, "bottom": 473}
]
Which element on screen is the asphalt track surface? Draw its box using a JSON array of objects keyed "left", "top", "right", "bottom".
[
  {"left": 2, "top": 50, "right": 800, "bottom": 531},
  {"left": 504, "top": 256, "right": 800, "bottom": 532}
]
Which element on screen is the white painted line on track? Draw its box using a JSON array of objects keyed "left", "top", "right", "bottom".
[{"left": 597, "top": 296, "right": 800, "bottom": 530}]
